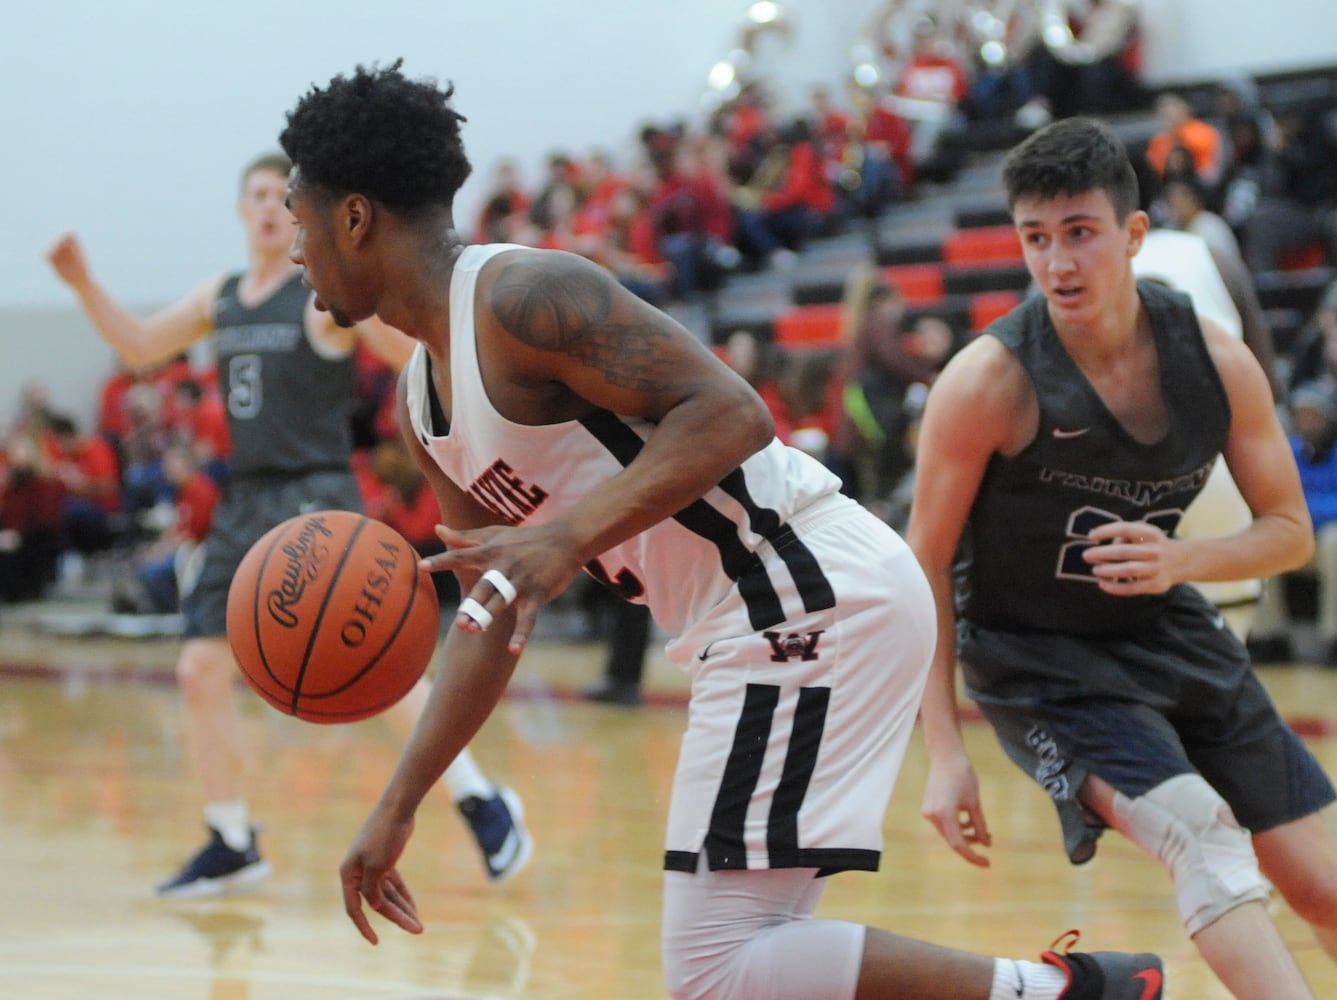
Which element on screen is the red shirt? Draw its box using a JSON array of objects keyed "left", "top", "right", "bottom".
[
  {"left": 649, "top": 171, "right": 736, "bottom": 244},
  {"left": 97, "top": 370, "right": 137, "bottom": 440},
  {"left": 175, "top": 393, "right": 231, "bottom": 460},
  {"left": 42, "top": 433, "right": 121, "bottom": 512},
  {"left": 761, "top": 142, "right": 835, "bottom": 214},
  {"left": 862, "top": 105, "right": 915, "bottom": 186},
  {"left": 896, "top": 54, "right": 969, "bottom": 105},
  {"left": 174, "top": 471, "right": 220, "bottom": 543},
  {"left": 0, "top": 468, "right": 65, "bottom": 533}
]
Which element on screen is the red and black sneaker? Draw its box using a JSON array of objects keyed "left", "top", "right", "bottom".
[{"left": 1042, "top": 929, "right": 1164, "bottom": 1000}]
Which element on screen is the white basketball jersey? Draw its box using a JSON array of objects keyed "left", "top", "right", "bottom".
[
  {"left": 404, "top": 244, "right": 844, "bottom": 654},
  {"left": 1134, "top": 229, "right": 1258, "bottom": 614}
]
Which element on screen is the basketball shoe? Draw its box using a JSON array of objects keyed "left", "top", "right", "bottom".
[
  {"left": 1042, "top": 932, "right": 1164, "bottom": 999},
  {"left": 156, "top": 826, "right": 272, "bottom": 899},
  {"left": 458, "top": 787, "right": 533, "bottom": 883}
]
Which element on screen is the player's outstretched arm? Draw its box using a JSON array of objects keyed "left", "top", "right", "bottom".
[
  {"left": 45, "top": 232, "right": 219, "bottom": 370},
  {"left": 908, "top": 336, "right": 1030, "bottom": 866},
  {"left": 339, "top": 369, "right": 519, "bottom": 944}
]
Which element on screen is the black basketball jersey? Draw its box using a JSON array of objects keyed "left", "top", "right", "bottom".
[
  {"left": 212, "top": 272, "right": 356, "bottom": 476},
  {"left": 959, "top": 281, "right": 1231, "bottom": 636}
]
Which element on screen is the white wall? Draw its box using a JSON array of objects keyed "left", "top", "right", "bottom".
[
  {"left": 2, "top": 0, "right": 1334, "bottom": 428},
  {"left": 1139, "top": 1, "right": 1337, "bottom": 85}
]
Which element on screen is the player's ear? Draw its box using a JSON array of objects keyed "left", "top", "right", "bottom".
[
  {"left": 1125, "top": 210, "right": 1150, "bottom": 257},
  {"left": 343, "top": 194, "right": 373, "bottom": 246}
]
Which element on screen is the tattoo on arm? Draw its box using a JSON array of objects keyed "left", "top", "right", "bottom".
[{"left": 489, "top": 255, "right": 673, "bottom": 390}]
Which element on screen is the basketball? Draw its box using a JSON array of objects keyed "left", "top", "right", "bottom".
[{"left": 226, "top": 510, "right": 440, "bottom": 724}]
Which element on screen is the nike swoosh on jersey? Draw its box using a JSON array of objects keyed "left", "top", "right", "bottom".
[{"left": 1052, "top": 427, "right": 1091, "bottom": 439}]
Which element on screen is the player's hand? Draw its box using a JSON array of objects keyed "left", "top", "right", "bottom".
[
  {"left": 422, "top": 521, "right": 583, "bottom": 655},
  {"left": 921, "top": 751, "right": 992, "bottom": 867},
  {"left": 1083, "top": 520, "right": 1176, "bottom": 595},
  {"left": 340, "top": 810, "right": 422, "bottom": 945},
  {"left": 45, "top": 232, "right": 90, "bottom": 288}
]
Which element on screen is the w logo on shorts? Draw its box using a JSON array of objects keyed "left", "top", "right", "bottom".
[{"left": 763, "top": 630, "right": 824, "bottom": 662}]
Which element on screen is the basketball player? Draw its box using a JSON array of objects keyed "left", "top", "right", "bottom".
[
  {"left": 280, "top": 61, "right": 1163, "bottom": 999},
  {"left": 44, "top": 152, "right": 531, "bottom": 898},
  {"left": 908, "top": 117, "right": 1337, "bottom": 999}
]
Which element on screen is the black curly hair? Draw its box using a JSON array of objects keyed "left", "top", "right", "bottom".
[
  {"left": 279, "top": 59, "right": 472, "bottom": 215},
  {"left": 1001, "top": 116, "right": 1140, "bottom": 223}
]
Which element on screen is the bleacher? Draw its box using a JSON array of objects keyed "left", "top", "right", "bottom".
[{"left": 666, "top": 63, "right": 1336, "bottom": 367}]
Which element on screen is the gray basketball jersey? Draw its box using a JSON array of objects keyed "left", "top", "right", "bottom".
[
  {"left": 212, "top": 272, "right": 355, "bottom": 476},
  {"left": 960, "top": 281, "right": 1230, "bottom": 636}
]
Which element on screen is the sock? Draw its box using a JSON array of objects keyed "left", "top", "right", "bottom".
[
  {"left": 443, "top": 748, "right": 496, "bottom": 804},
  {"left": 205, "top": 800, "right": 252, "bottom": 852},
  {"left": 990, "top": 958, "right": 1067, "bottom": 1000}
]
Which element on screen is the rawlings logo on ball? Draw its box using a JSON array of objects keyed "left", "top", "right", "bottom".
[
  {"left": 228, "top": 510, "right": 439, "bottom": 724},
  {"left": 267, "top": 516, "right": 335, "bottom": 628}
]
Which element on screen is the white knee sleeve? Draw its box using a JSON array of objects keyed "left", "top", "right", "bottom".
[
  {"left": 1112, "top": 774, "right": 1269, "bottom": 935},
  {"left": 662, "top": 867, "right": 863, "bottom": 1000}
]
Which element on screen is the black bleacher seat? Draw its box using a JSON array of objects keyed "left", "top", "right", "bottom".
[
  {"left": 954, "top": 203, "right": 1012, "bottom": 230},
  {"left": 708, "top": 313, "right": 776, "bottom": 347},
  {"left": 792, "top": 279, "right": 846, "bottom": 307},
  {"left": 875, "top": 241, "right": 944, "bottom": 267},
  {"left": 1254, "top": 267, "right": 1335, "bottom": 317},
  {"left": 943, "top": 263, "right": 1031, "bottom": 296}
]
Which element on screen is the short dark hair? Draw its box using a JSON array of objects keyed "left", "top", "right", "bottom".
[
  {"left": 279, "top": 59, "right": 472, "bottom": 215},
  {"left": 240, "top": 152, "right": 292, "bottom": 191},
  {"left": 47, "top": 413, "right": 78, "bottom": 438},
  {"left": 1001, "top": 117, "right": 1140, "bottom": 222}
]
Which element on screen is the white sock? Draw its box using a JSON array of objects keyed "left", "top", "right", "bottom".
[
  {"left": 205, "top": 801, "right": 252, "bottom": 852},
  {"left": 443, "top": 747, "right": 495, "bottom": 803},
  {"left": 990, "top": 958, "right": 1067, "bottom": 1000}
]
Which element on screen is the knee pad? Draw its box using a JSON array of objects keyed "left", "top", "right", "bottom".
[{"left": 1112, "top": 774, "right": 1269, "bottom": 935}]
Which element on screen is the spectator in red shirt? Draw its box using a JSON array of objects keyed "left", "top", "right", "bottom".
[
  {"left": 732, "top": 118, "right": 837, "bottom": 268},
  {"left": 42, "top": 412, "right": 121, "bottom": 554},
  {"left": 848, "top": 84, "right": 914, "bottom": 209},
  {"left": 0, "top": 433, "right": 65, "bottom": 603},
  {"left": 578, "top": 182, "right": 670, "bottom": 305},
  {"left": 169, "top": 378, "right": 230, "bottom": 486},
  {"left": 126, "top": 442, "right": 221, "bottom": 615},
  {"left": 648, "top": 138, "right": 740, "bottom": 301},
  {"left": 808, "top": 84, "right": 852, "bottom": 176},
  {"left": 891, "top": 21, "right": 971, "bottom": 182},
  {"left": 473, "top": 159, "right": 533, "bottom": 245}
]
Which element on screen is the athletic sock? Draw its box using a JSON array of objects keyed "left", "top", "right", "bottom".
[
  {"left": 443, "top": 748, "right": 495, "bottom": 803},
  {"left": 205, "top": 800, "right": 252, "bottom": 852},
  {"left": 990, "top": 958, "right": 1067, "bottom": 1000}
]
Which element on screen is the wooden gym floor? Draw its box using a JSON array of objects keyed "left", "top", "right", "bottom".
[{"left": 2, "top": 607, "right": 1337, "bottom": 999}]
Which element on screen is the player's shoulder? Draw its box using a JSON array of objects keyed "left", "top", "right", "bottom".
[
  {"left": 182, "top": 272, "right": 232, "bottom": 326},
  {"left": 940, "top": 332, "right": 1026, "bottom": 387},
  {"left": 926, "top": 334, "right": 1033, "bottom": 428}
]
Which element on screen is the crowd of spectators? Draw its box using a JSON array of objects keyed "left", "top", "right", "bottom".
[{"left": 9, "top": 9, "right": 1337, "bottom": 666}]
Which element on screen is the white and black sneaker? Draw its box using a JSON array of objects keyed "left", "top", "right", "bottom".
[
  {"left": 458, "top": 788, "right": 533, "bottom": 884},
  {"left": 156, "top": 826, "right": 272, "bottom": 899}
]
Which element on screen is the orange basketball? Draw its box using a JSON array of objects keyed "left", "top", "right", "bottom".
[{"left": 226, "top": 509, "right": 439, "bottom": 724}]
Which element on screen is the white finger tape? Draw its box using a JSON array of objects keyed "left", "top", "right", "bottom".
[
  {"left": 457, "top": 597, "right": 494, "bottom": 631},
  {"left": 481, "top": 569, "right": 518, "bottom": 606}
]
